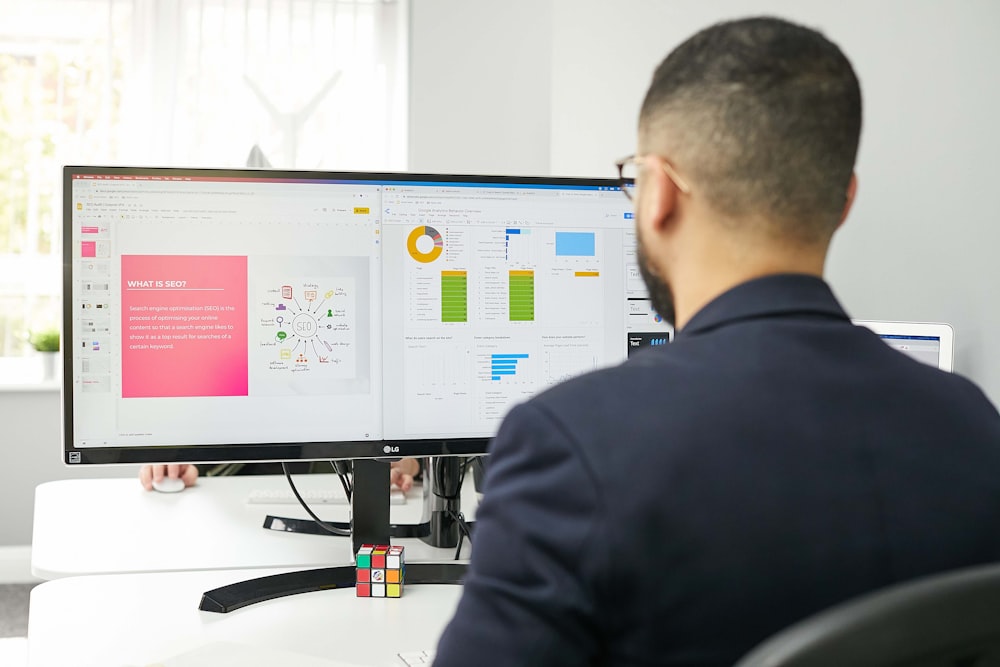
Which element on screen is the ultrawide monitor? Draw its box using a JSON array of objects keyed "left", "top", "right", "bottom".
[{"left": 63, "top": 167, "right": 669, "bottom": 466}]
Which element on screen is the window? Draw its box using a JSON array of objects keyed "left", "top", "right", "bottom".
[{"left": 0, "top": 0, "right": 407, "bottom": 362}]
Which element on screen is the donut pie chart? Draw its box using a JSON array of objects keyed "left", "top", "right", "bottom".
[{"left": 407, "top": 225, "right": 444, "bottom": 263}]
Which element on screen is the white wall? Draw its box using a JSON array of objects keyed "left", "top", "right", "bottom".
[
  {"left": 412, "top": 0, "right": 1000, "bottom": 406},
  {"left": 0, "top": 388, "right": 134, "bottom": 547},
  {"left": 409, "top": 0, "right": 553, "bottom": 175}
]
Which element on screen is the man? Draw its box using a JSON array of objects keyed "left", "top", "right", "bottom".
[{"left": 433, "top": 16, "right": 1000, "bottom": 667}]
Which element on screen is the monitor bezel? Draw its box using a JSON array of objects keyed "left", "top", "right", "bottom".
[
  {"left": 62, "top": 165, "right": 629, "bottom": 466},
  {"left": 853, "top": 319, "right": 955, "bottom": 372}
]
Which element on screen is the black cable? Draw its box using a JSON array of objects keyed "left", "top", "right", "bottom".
[
  {"left": 449, "top": 509, "right": 472, "bottom": 560},
  {"left": 453, "top": 456, "right": 484, "bottom": 558},
  {"left": 281, "top": 461, "right": 351, "bottom": 537},
  {"left": 455, "top": 455, "right": 482, "bottom": 497},
  {"left": 450, "top": 511, "right": 464, "bottom": 560},
  {"left": 331, "top": 460, "right": 353, "bottom": 501},
  {"left": 433, "top": 456, "right": 471, "bottom": 502},
  {"left": 455, "top": 455, "right": 485, "bottom": 494}
]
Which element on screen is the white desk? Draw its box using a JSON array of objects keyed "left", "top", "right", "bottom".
[
  {"left": 28, "top": 567, "right": 463, "bottom": 667},
  {"left": 32, "top": 474, "right": 476, "bottom": 579}
]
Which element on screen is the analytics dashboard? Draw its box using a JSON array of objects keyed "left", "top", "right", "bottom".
[{"left": 67, "top": 170, "right": 672, "bottom": 454}]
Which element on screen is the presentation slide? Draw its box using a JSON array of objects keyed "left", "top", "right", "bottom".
[{"left": 121, "top": 254, "right": 249, "bottom": 398}]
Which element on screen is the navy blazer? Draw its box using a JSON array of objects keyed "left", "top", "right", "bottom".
[{"left": 434, "top": 274, "right": 1000, "bottom": 667}]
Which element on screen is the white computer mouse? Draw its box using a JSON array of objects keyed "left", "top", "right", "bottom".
[{"left": 152, "top": 476, "right": 186, "bottom": 493}]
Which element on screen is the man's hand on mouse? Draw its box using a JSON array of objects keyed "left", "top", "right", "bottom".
[{"left": 139, "top": 464, "right": 199, "bottom": 491}]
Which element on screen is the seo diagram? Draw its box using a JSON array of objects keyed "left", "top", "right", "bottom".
[{"left": 255, "top": 277, "right": 358, "bottom": 391}]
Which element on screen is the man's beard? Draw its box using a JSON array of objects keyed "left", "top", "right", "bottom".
[{"left": 636, "top": 232, "right": 676, "bottom": 328}]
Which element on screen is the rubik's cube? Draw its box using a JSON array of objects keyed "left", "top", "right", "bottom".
[{"left": 356, "top": 544, "right": 405, "bottom": 598}]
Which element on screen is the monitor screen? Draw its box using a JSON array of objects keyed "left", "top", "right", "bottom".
[
  {"left": 63, "top": 167, "right": 667, "bottom": 465},
  {"left": 854, "top": 320, "right": 954, "bottom": 372}
]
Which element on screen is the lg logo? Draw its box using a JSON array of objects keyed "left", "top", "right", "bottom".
[{"left": 382, "top": 445, "right": 399, "bottom": 454}]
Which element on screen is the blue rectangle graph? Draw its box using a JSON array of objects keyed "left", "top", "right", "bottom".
[{"left": 555, "top": 232, "right": 595, "bottom": 256}]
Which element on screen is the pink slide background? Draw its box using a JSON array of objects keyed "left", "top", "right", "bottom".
[{"left": 121, "top": 255, "right": 249, "bottom": 398}]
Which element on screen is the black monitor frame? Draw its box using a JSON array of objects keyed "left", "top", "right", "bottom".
[{"left": 62, "top": 165, "right": 627, "bottom": 467}]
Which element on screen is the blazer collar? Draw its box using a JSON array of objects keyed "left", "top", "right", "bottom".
[{"left": 677, "top": 274, "right": 850, "bottom": 339}]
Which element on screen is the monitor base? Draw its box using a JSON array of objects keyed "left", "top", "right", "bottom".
[
  {"left": 199, "top": 562, "right": 468, "bottom": 613},
  {"left": 200, "top": 457, "right": 474, "bottom": 612}
]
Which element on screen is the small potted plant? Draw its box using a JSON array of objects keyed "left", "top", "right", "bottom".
[{"left": 29, "top": 327, "right": 61, "bottom": 381}]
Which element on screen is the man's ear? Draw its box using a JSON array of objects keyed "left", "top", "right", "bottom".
[
  {"left": 838, "top": 172, "right": 858, "bottom": 228},
  {"left": 638, "top": 156, "right": 682, "bottom": 234}
]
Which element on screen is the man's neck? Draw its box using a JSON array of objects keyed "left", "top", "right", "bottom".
[{"left": 671, "top": 244, "right": 827, "bottom": 331}]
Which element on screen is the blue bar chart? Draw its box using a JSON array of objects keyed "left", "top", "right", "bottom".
[
  {"left": 505, "top": 227, "right": 533, "bottom": 263},
  {"left": 491, "top": 353, "right": 529, "bottom": 381}
]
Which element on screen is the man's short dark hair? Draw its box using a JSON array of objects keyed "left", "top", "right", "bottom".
[{"left": 639, "top": 17, "right": 862, "bottom": 244}]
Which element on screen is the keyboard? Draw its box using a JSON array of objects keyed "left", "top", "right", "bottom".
[
  {"left": 397, "top": 650, "right": 436, "bottom": 666},
  {"left": 246, "top": 486, "right": 406, "bottom": 505}
]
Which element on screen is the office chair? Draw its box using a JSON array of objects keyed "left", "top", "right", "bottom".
[{"left": 734, "top": 561, "right": 1000, "bottom": 667}]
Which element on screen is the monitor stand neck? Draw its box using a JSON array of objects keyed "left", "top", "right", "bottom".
[{"left": 351, "top": 458, "right": 391, "bottom": 553}]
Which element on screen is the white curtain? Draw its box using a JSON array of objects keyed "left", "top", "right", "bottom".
[
  {"left": 117, "top": 0, "right": 407, "bottom": 169},
  {"left": 0, "top": 0, "right": 407, "bottom": 358}
]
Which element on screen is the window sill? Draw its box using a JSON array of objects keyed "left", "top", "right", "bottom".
[{"left": 0, "top": 381, "right": 60, "bottom": 392}]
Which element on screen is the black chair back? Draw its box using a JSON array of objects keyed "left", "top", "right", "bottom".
[{"left": 734, "top": 562, "right": 1000, "bottom": 667}]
